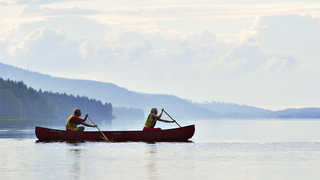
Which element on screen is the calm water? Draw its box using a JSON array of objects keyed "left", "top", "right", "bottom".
[{"left": 1, "top": 119, "right": 320, "bottom": 180}]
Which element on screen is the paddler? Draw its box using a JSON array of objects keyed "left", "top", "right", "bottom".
[
  {"left": 66, "top": 108, "right": 97, "bottom": 132},
  {"left": 143, "top": 108, "right": 175, "bottom": 130}
]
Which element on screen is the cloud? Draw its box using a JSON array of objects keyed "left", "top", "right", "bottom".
[
  {"left": 262, "top": 56, "right": 296, "bottom": 72},
  {"left": 257, "top": 15, "right": 320, "bottom": 60},
  {"left": 0, "top": 1, "right": 9, "bottom": 6},
  {"left": 214, "top": 43, "right": 297, "bottom": 77},
  {"left": 15, "top": 0, "right": 76, "bottom": 5},
  {"left": 0, "top": 16, "right": 223, "bottom": 85},
  {"left": 221, "top": 44, "right": 268, "bottom": 72},
  {"left": 0, "top": 2, "right": 320, "bottom": 108},
  {"left": 0, "top": 14, "right": 297, "bottom": 79},
  {"left": 1, "top": 27, "right": 86, "bottom": 73},
  {"left": 23, "top": 6, "right": 103, "bottom": 16}
]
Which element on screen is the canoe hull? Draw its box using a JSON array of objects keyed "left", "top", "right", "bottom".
[{"left": 35, "top": 125, "right": 195, "bottom": 142}]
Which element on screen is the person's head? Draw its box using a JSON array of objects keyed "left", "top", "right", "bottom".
[
  {"left": 74, "top": 108, "right": 82, "bottom": 117},
  {"left": 150, "top": 108, "right": 158, "bottom": 115}
]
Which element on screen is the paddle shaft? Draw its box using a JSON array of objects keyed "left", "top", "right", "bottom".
[
  {"left": 163, "top": 110, "right": 182, "bottom": 128},
  {"left": 87, "top": 116, "right": 109, "bottom": 141}
]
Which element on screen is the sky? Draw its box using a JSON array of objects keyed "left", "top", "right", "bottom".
[{"left": 0, "top": 0, "right": 320, "bottom": 110}]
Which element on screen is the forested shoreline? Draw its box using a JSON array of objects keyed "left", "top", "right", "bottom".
[{"left": 0, "top": 78, "right": 113, "bottom": 127}]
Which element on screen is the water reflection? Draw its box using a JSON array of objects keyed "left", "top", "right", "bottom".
[
  {"left": 146, "top": 144, "right": 158, "bottom": 180},
  {"left": 67, "top": 143, "right": 82, "bottom": 180}
]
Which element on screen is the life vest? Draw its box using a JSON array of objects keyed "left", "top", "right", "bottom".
[
  {"left": 66, "top": 115, "right": 78, "bottom": 131},
  {"left": 144, "top": 114, "right": 156, "bottom": 128}
]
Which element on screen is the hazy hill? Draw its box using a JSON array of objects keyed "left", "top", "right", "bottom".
[
  {"left": 0, "top": 62, "right": 216, "bottom": 118},
  {"left": 1, "top": 62, "right": 320, "bottom": 119},
  {"left": 274, "top": 108, "right": 320, "bottom": 119},
  {"left": 196, "top": 102, "right": 275, "bottom": 118}
]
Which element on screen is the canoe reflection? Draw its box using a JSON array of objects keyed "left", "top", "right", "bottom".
[
  {"left": 69, "top": 147, "right": 82, "bottom": 180},
  {"left": 146, "top": 144, "right": 158, "bottom": 180}
]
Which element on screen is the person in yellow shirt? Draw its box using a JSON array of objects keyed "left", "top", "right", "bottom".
[
  {"left": 143, "top": 108, "right": 174, "bottom": 130},
  {"left": 66, "top": 109, "right": 97, "bottom": 132}
]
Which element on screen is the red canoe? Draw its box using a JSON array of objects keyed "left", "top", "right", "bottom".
[{"left": 35, "top": 125, "right": 195, "bottom": 142}]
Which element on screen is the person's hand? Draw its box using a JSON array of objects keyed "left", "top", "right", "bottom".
[
  {"left": 161, "top": 108, "right": 164, "bottom": 112},
  {"left": 85, "top": 114, "right": 88, "bottom": 118},
  {"left": 171, "top": 120, "right": 175, "bottom": 123},
  {"left": 93, "top": 124, "right": 98, "bottom": 128}
]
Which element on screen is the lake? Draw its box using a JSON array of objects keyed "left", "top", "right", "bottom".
[{"left": 1, "top": 119, "right": 320, "bottom": 180}]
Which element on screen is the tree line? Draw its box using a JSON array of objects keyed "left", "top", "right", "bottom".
[{"left": 0, "top": 78, "right": 113, "bottom": 126}]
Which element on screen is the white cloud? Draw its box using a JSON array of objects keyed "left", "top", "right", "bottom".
[
  {"left": 1, "top": 28, "right": 84, "bottom": 73},
  {"left": 0, "top": 1, "right": 320, "bottom": 108},
  {"left": 254, "top": 15, "right": 320, "bottom": 72},
  {"left": 262, "top": 56, "right": 296, "bottom": 72}
]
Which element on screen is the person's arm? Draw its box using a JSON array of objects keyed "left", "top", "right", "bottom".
[
  {"left": 155, "top": 109, "right": 174, "bottom": 123},
  {"left": 80, "top": 121, "right": 97, "bottom": 127},
  {"left": 153, "top": 109, "right": 164, "bottom": 120},
  {"left": 158, "top": 119, "right": 175, "bottom": 123},
  {"left": 73, "top": 114, "right": 96, "bottom": 127},
  {"left": 159, "top": 109, "right": 164, "bottom": 118},
  {"left": 73, "top": 116, "right": 85, "bottom": 124},
  {"left": 83, "top": 114, "right": 88, "bottom": 121},
  {"left": 73, "top": 114, "right": 88, "bottom": 123}
]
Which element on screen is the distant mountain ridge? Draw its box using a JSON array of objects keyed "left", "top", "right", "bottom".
[
  {"left": 0, "top": 62, "right": 215, "bottom": 119},
  {"left": 275, "top": 108, "right": 320, "bottom": 118},
  {"left": 195, "top": 101, "right": 274, "bottom": 118},
  {"left": 1, "top": 62, "right": 320, "bottom": 119}
]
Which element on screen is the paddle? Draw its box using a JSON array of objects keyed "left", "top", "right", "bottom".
[
  {"left": 163, "top": 110, "right": 182, "bottom": 128},
  {"left": 87, "top": 116, "right": 109, "bottom": 141}
]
